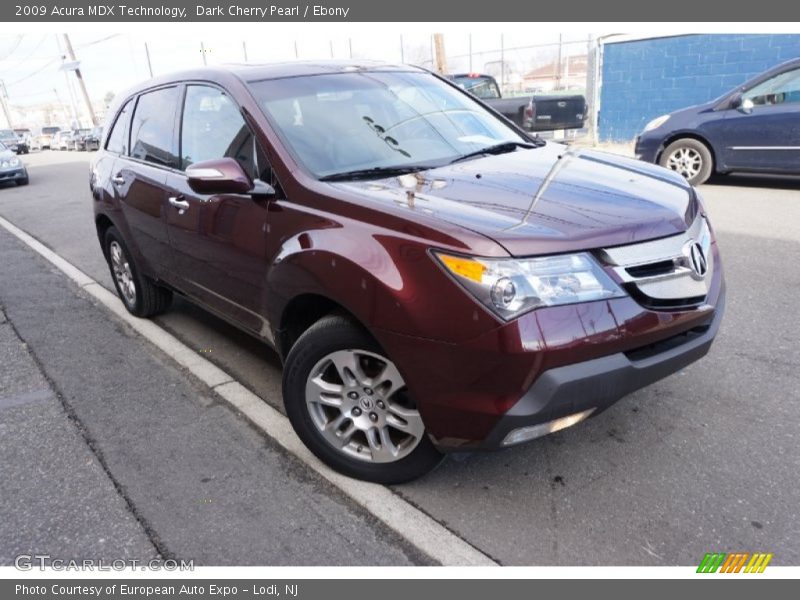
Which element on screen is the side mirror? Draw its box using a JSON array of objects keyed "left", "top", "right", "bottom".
[
  {"left": 186, "top": 157, "right": 254, "bottom": 195},
  {"left": 730, "top": 92, "right": 754, "bottom": 114}
]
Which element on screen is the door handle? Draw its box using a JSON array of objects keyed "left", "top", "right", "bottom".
[
  {"left": 111, "top": 175, "right": 125, "bottom": 186},
  {"left": 168, "top": 196, "right": 189, "bottom": 211}
]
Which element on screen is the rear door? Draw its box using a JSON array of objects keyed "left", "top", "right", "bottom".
[
  {"left": 720, "top": 66, "right": 800, "bottom": 172},
  {"left": 163, "top": 84, "right": 273, "bottom": 337},
  {"left": 112, "top": 86, "right": 180, "bottom": 278}
]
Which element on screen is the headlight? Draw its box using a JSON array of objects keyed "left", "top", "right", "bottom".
[
  {"left": 0, "top": 160, "right": 9, "bottom": 169},
  {"left": 434, "top": 251, "right": 626, "bottom": 320},
  {"left": 9, "top": 157, "right": 20, "bottom": 167},
  {"left": 643, "top": 114, "right": 670, "bottom": 132}
]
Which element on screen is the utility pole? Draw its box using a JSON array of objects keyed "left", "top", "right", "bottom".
[
  {"left": 62, "top": 34, "right": 98, "bottom": 126},
  {"left": 200, "top": 41, "right": 207, "bottom": 66},
  {"left": 0, "top": 80, "right": 13, "bottom": 129},
  {"left": 433, "top": 33, "right": 447, "bottom": 75},
  {"left": 242, "top": 41, "right": 248, "bottom": 62},
  {"left": 144, "top": 42, "right": 154, "bottom": 77},
  {"left": 556, "top": 33, "right": 563, "bottom": 90}
]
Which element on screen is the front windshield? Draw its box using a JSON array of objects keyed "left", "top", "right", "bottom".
[{"left": 249, "top": 70, "right": 526, "bottom": 178}]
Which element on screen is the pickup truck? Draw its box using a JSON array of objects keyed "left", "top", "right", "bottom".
[{"left": 448, "top": 73, "right": 587, "bottom": 132}]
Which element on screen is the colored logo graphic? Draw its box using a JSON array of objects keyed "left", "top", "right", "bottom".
[{"left": 697, "top": 552, "right": 773, "bottom": 573}]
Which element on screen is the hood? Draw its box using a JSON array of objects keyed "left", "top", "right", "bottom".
[
  {"left": 330, "top": 143, "right": 696, "bottom": 256},
  {"left": 0, "top": 149, "right": 16, "bottom": 160}
]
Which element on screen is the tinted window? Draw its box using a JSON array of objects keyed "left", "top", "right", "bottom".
[
  {"left": 451, "top": 75, "right": 501, "bottom": 100},
  {"left": 180, "top": 85, "right": 269, "bottom": 180},
  {"left": 745, "top": 68, "right": 800, "bottom": 106},
  {"left": 106, "top": 99, "right": 133, "bottom": 154},
  {"left": 130, "top": 87, "right": 179, "bottom": 167}
]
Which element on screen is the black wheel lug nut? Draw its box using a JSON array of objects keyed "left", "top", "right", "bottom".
[
  {"left": 369, "top": 412, "right": 378, "bottom": 422},
  {"left": 352, "top": 407, "right": 362, "bottom": 417}
]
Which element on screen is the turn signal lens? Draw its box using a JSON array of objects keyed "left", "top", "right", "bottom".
[{"left": 438, "top": 254, "right": 485, "bottom": 283}]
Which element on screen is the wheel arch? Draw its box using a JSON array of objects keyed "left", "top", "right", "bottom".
[
  {"left": 275, "top": 291, "right": 386, "bottom": 363},
  {"left": 95, "top": 213, "right": 116, "bottom": 254},
  {"left": 657, "top": 132, "right": 718, "bottom": 173}
]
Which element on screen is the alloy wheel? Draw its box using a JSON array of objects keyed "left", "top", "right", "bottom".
[
  {"left": 304, "top": 349, "right": 425, "bottom": 463},
  {"left": 666, "top": 146, "right": 703, "bottom": 180},
  {"left": 109, "top": 240, "right": 137, "bottom": 307}
]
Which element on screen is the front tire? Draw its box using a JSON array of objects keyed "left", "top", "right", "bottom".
[
  {"left": 103, "top": 226, "right": 172, "bottom": 317},
  {"left": 659, "top": 138, "right": 713, "bottom": 185},
  {"left": 283, "top": 314, "right": 443, "bottom": 484}
]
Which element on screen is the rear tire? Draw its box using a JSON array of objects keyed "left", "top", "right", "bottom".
[
  {"left": 659, "top": 138, "right": 713, "bottom": 185},
  {"left": 103, "top": 226, "right": 172, "bottom": 318},
  {"left": 283, "top": 314, "right": 443, "bottom": 484}
]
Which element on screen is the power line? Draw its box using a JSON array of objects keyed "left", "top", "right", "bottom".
[
  {"left": 76, "top": 34, "right": 121, "bottom": 49},
  {"left": 1, "top": 35, "right": 50, "bottom": 67},
  {"left": 0, "top": 35, "right": 24, "bottom": 61},
  {"left": 6, "top": 57, "right": 60, "bottom": 86}
]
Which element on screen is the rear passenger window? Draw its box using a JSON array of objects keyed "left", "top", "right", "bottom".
[
  {"left": 180, "top": 85, "right": 269, "bottom": 181},
  {"left": 130, "top": 87, "right": 179, "bottom": 168},
  {"left": 105, "top": 99, "right": 133, "bottom": 155}
]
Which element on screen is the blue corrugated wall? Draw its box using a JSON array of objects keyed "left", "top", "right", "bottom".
[{"left": 599, "top": 34, "right": 800, "bottom": 142}]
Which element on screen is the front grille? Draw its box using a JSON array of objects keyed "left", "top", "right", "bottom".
[{"left": 597, "top": 216, "right": 713, "bottom": 310}]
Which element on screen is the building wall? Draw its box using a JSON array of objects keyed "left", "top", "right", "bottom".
[{"left": 598, "top": 34, "right": 800, "bottom": 142}]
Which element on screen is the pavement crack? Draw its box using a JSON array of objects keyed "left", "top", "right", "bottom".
[
  {"left": 544, "top": 438, "right": 560, "bottom": 561},
  {"left": 2, "top": 310, "right": 172, "bottom": 562}
]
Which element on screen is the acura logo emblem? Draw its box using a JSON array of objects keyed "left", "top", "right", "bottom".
[{"left": 685, "top": 241, "right": 708, "bottom": 278}]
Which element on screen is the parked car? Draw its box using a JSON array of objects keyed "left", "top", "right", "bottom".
[
  {"left": 0, "top": 140, "right": 29, "bottom": 186},
  {"left": 448, "top": 73, "right": 587, "bottom": 132},
  {"left": 13, "top": 129, "right": 33, "bottom": 153},
  {"left": 635, "top": 57, "right": 800, "bottom": 185},
  {"left": 91, "top": 63, "right": 724, "bottom": 483},
  {"left": 68, "top": 129, "right": 91, "bottom": 151},
  {"left": 36, "top": 126, "right": 61, "bottom": 150},
  {"left": 82, "top": 126, "right": 103, "bottom": 151},
  {"left": 52, "top": 130, "right": 72, "bottom": 151},
  {"left": 0, "top": 129, "right": 26, "bottom": 154}
]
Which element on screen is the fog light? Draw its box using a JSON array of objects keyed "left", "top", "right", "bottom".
[{"left": 501, "top": 408, "right": 596, "bottom": 446}]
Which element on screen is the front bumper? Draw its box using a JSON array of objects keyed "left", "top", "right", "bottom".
[
  {"left": 480, "top": 290, "right": 724, "bottom": 449},
  {"left": 0, "top": 167, "right": 26, "bottom": 183},
  {"left": 634, "top": 133, "right": 662, "bottom": 163}
]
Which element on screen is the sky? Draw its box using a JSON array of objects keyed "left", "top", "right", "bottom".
[{"left": 0, "top": 30, "right": 594, "bottom": 117}]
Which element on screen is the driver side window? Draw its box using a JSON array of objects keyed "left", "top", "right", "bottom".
[
  {"left": 180, "top": 85, "right": 271, "bottom": 182},
  {"left": 744, "top": 68, "right": 800, "bottom": 107}
]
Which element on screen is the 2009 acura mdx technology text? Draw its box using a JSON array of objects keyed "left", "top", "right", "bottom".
[{"left": 90, "top": 62, "right": 725, "bottom": 483}]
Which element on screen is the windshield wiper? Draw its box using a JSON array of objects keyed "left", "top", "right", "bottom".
[
  {"left": 319, "top": 165, "right": 433, "bottom": 182},
  {"left": 450, "top": 141, "right": 540, "bottom": 165}
]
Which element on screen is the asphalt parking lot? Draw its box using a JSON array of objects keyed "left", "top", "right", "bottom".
[{"left": 1, "top": 150, "right": 798, "bottom": 566}]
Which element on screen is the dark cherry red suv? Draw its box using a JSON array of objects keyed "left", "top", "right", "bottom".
[{"left": 91, "top": 62, "right": 725, "bottom": 483}]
